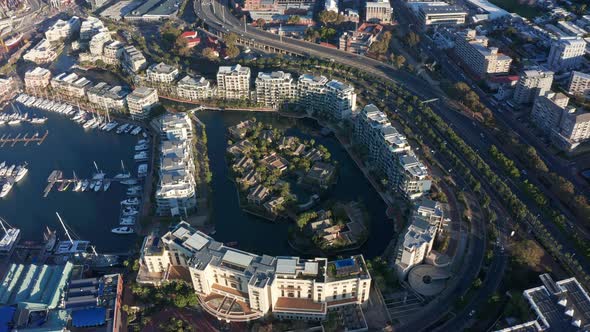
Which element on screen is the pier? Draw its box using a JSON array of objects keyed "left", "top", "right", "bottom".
[
  {"left": 0, "top": 130, "right": 49, "bottom": 148},
  {"left": 44, "top": 169, "right": 140, "bottom": 198}
]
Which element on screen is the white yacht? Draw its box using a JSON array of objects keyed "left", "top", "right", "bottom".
[
  {"left": 0, "top": 180, "right": 14, "bottom": 198},
  {"left": 111, "top": 227, "right": 134, "bottom": 234}
]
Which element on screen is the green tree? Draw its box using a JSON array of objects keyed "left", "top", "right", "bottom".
[
  {"left": 202, "top": 47, "right": 218, "bottom": 60},
  {"left": 404, "top": 31, "right": 420, "bottom": 47}
]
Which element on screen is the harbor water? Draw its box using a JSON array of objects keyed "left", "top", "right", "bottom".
[{"left": 0, "top": 105, "right": 138, "bottom": 252}]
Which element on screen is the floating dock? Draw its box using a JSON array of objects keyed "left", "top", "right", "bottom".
[
  {"left": 0, "top": 130, "right": 49, "bottom": 148},
  {"left": 43, "top": 170, "right": 139, "bottom": 198}
]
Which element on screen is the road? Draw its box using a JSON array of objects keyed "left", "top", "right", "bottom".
[{"left": 191, "top": 0, "right": 588, "bottom": 328}]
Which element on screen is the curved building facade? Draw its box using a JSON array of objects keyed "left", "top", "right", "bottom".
[{"left": 138, "top": 221, "right": 372, "bottom": 322}]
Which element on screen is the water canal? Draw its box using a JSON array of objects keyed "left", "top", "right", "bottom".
[{"left": 195, "top": 110, "right": 394, "bottom": 259}]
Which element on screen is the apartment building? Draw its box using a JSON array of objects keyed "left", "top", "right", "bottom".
[
  {"left": 324, "top": 80, "right": 357, "bottom": 120},
  {"left": 339, "top": 24, "right": 383, "bottom": 54},
  {"left": 127, "top": 87, "right": 158, "bottom": 120},
  {"left": 89, "top": 31, "right": 112, "bottom": 56},
  {"left": 50, "top": 72, "right": 92, "bottom": 99},
  {"left": 531, "top": 91, "right": 571, "bottom": 134},
  {"left": 139, "top": 221, "right": 371, "bottom": 322},
  {"left": 365, "top": 0, "right": 393, "bottom": 24},
  {"left": 45, "top": 16, "right": 80, "bottom": 42},
  {"left": 454, "top": 30, "right": 512, "bottom": 77},
  {"left": 554, "top": 109, "right": 590, "bottom": 151},
  {"left": 297, "top": 74, "right": 328, "bottom": 114},
  {"left": 495, "top": 274, "right": 590, "bottom": 332},
  {"left": 102, "top": 40, "right": 124, "bottom": 65},
  {"left": 418, "top": 4, "right": 467, "bottom": 27},
  {"left": 354, "top": 104, "right": 431, "bottom": 198},
  {"left": 87, "top": 82, "right": 129, "bottom": 111},
  {"left": 547, "top": 37, "right": 586, "bottom": 71},
  {"left": 0, "top": 77, "right": 15, "bottom": 102},
  {"left": 155, "top": 113, "right": 197, "bottom": 216},
  {"left": 513, "top": 69, "right": 554, "bottom": 104},
  {"left": 217, "top": 64, "right": 251, "bottom": 100},
  {"left": 567, "top": 71, "right": 590, "bottom": 98},
  {"left": 395, "top": 199, "right": 444, "bottom": 279},
  {"left": 255, "top": 71, "right": 294, "bottom": 108},
  {"left": 80, "top": 16, "right": 108, "bottom": 41},
  {"left": 23, "top": 39, "right": 59, "bottom": 64},
  {"left": 177, "top": 75, "right": 214, "bottom": 101},
  {"left": 24, "top": 67, "right": 52, "bottom": 90},
  {"left": 146, "top": 62, "right": 179, "bottom": 84},
  {"left": 122, "top": 45, "right": 147, "bottom": 73}
]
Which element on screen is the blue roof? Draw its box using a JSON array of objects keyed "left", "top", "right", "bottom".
[
  {"left": 71, "top": 307, "right": 106, "bottom": 327},
  {"left": 0, "top": 306, "right": 15, "bottom": 332},
  {"left": 334, "top": 258, "right": 355, "bottom": 269}
]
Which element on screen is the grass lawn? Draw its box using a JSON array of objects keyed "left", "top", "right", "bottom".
[{"left": 488, "top": 0, "right": 546, "bottom": 19}]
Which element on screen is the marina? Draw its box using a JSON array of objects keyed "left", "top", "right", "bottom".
[
  {"left": 15, "top": 93, "right": 145, "bottom": 137},
  {"left": 0, "top": 103, "right": 141, "bottom": 252}
]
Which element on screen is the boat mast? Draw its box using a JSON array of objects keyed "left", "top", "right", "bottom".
[
  {"left": 120, "top": 160, "right": 125, "bottom": 173},
  {"left": 90, "top": 245, "right": 98, "bottom": 256},
  {"left": 93, "top": 161, "right": 100, "bottom": 173},
  {"left": 55, "top": 212, "right": 74, "bottom": 244},
  {"left": 0, "top": 217, "right": 7, "bottom": 233}
]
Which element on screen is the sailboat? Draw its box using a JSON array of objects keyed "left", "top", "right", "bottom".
[
  {"left": 0, "top": 217, "right": 20, "bottom": 255},
  {"left": 103, "top": 180, "right": 111, "bottom": 191},
  {"left": 54, "top": 212, "right": 90, "bottom": 255},
  {"left": 72, "top": 171, "right": 83, "bottom": 192},
  {"left": 114, "top": 160, "right": 130, "bottom": 179},
  {"left": 92, "top": 161, "right": 105, "bottom": 180},
  {"left": 43, "top": 227, "right": 57, "bottom": 253}
]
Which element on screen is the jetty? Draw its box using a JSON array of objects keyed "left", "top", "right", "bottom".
[
  {"left": 0, "top": 130, "right": 49, "bottom": 148},
  {"left": 44, "top": 169, "right": 140, "bottom": 198}
]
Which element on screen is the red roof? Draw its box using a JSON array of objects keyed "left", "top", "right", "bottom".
[
  {"left": 181, "top": 31, "right": 198, "bottom": 38},
  {"left": 489, "top": 75, "right": 519, "bottom": 84}
]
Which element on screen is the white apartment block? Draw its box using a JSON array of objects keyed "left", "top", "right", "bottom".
[
  {"left": 23, "top": 39, "right": 59, "bottom": 64},
  {"left": 50, "top": 72, "right": 92, "bottom": 99},
  {"left": 217, "top": 64, "right": 251, "bottom": 100},
  {"left": 0, "top": 77, "right": 15, "bottom": 101},
  {"left": 531, "top": 91, "right": 570, "bottom": 134},
  {"left": 255, "top": 71, "right": 294, "bottom": 108},
  {"left": 80, "top": 16, "right": 108, "bottom": 41},
  {"left": 177, "top": 75, "right": 214, "bottom": 101},
  {"left": 86, "top": 82, "right": 128, "bottom": 111},
  {"left": 567, "top": 71, "right": 590, "bottom": 98},
  {"left": 24, "top": 67, "right": 52, "bottom": 90},
  {"left": 297, "top": 74, "right": 328, "bottom": 114},
  {"left": 122, "top": 45, "right": 147, "bottom": 73},
  {"left": 146, "top": 62, "right": 179, "bottom": 84},
  {"left": 354, "top": 104, "right": 431, "bottom": 199},
  {"left": 102, "top": 40, "right": 124, "bottom": 65},
  {"left": 454, "top": 30, "right": 512, "bottom": 77},
  {"left": 365, "top": 0, "right": 393, "bottom": 24},
  {"left": 155, "top": 113, "right": 197, "bottom": 216},
  {"left": 547, "top": 37, "right": 586, "bottom": 71},
  {"left": 127, "top": 87, "right": 158, "bottom": 120},
  {"left": 324, "top": 80, "right": 357, "bottom": 121},
  {"left": 89, "top": 31, "right": 112, "bottom": 56},
  {"left": 139, "top": 221, "right": 371, "bottom": 322},
  {"left": 418, "top": 4, "right": 467, "bottom": 27},
  {"left": 45, "top": 16, "right": 80, "bottom": 43},
  {"left": 513, "top": 69, "right": 554, "bottom": 104},
  {"left": 554, "top": 109, "right": 590, "bottom": 151},
  {"left": 395, "top": 199, "right": 444, "bottom": 279}
]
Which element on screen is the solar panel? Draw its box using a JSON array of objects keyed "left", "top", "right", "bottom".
[
  {"left": 276, "top": 258, "right": 297, "bottom": 274},
  {"left": 183, "top": 233, "right": 209, "bottom": 251},
  {"left": 222, "top": 250, "right": 253, "bottom": 268}
]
